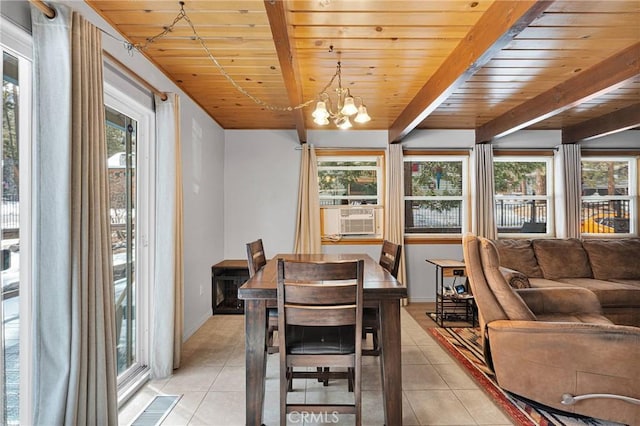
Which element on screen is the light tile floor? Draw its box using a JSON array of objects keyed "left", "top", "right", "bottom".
[{"left": 118, "top": 308, "right": 513, "bottom": 425}]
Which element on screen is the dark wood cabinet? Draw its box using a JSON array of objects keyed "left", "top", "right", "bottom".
[{"left": 211, "top": 260, "right": 249, "bottom": 314}]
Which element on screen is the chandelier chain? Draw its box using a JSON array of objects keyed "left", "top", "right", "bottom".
[{"left": 130, "top": 2, "right": 326, "bottom": 112}]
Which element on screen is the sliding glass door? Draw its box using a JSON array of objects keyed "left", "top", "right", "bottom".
[{"left": 105, "top": 106, "right": 139, "bottom": 376}]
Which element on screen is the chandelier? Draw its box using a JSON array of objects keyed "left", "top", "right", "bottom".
[{"left": 312, "top": 61, "right": 371, "bottom": 129}]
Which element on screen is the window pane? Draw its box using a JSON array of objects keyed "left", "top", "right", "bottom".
[
  {"left": 106, "top": 106, "right": 137, "bottom": 375},
  {"left": 318, "top": 158, "right": 379, "bottom": 206},
  {"left": 407, "top": 161, "right": 462, "bottom": 196},
  {"left": 2, "top": 51, "right": 20, "bottom": 425},
  {"left": 404, "top": 158, "right": 466, "bottom": 234},
  {"left": 581, "top": 160, "right": 631, "bottom": 235},
  {"left": 494, "top": 159, "right": 549, "bottom": 234},
  {"left": 582, "top": 160, "right": 628, "bottom": 196},
  {"left": 405, "top": 200, "right": 462, "bottom": 233},
  {"left": 495, "top": 161, "right": 547, "bottom": 196}
]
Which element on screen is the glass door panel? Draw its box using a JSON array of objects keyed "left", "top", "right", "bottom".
[{"left": 105, "top": 106, "right": 137, "bottom": 376}]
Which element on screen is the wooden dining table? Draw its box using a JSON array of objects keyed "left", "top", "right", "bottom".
[{"left": 238, "top": 253, "right": 408, "bottom": 425}]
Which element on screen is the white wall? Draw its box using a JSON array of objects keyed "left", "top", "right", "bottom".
[{"left": 224, "top": 130, "right": 301, "bottom": 258}]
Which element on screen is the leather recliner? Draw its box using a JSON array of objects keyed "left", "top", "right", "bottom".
[{"left": 462, "top": 234, "right": 640, "bottom": 425}]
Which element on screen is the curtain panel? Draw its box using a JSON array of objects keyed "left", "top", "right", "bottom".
[
  {"left": 555, "top": 143, "right": 582, "bottom": 238},
  {"left": 472, "top": 143, "right": 497, "bottom": 239},
  {"left": 294, "top": 144, "right": 322, "bottom": 254},
  {"left": 31, "top": 4, "right": 117, "bottom": 424},
  {"left": 152, "top": 93, "right": 184, "bottom": 378},
  {"left": 384, "top": 144, "right": 407, "bottom": 286}
]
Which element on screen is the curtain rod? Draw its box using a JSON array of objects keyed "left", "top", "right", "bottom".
[
  {"left": 29, "top": 0, "right": 55, "bottom": 18},
  {"left": 103, "top": 51, "right": 168, "bottom": 102},
  {"left": 29, "top": 0, "right": 168, "bottom": 102}
]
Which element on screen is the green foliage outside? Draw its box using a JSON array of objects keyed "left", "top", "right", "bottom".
[{"left": 318, "top": 160, "right": 378, "bottom": 199}]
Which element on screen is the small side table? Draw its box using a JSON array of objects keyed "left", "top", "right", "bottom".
[
  {"left": 425, "top": 259, "right": 476, "bottom": 327},
  {"left": 211, "top": 260, "right": 249, "bottom": 314}
]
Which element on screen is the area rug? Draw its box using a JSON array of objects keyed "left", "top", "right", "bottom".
[{"left": 427, "top": 326, "right": 625, "bottom": 426}]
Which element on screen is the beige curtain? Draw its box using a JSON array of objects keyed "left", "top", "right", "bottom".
[
  {"left": 294, "top": 144, "right": 321, "bottom": 254},
  {"left": 31, "top": 4, "right": 117, "bottom": 424},
  {"left": 472, "top": 143, "right": 497, "bottom": 239},
  {"left": 555, "top": 143, "right": 582, "bottom": 238},
  {"left": 152, "top": 93, "right": 184, "bottom": 377},
  {"left": 385, "top": 144, "right": 407, "bottom": 288}
]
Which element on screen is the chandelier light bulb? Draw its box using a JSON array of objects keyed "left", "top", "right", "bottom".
[
  {"left": 340, "top": 95, "right": 358, "bottom": 116},
  {"left": 354, "top": 104, "right": 371, "bottom": 123},
  {"left": 335, "top": 116, "right": 352, "bottom": 130},
  {"left": 312, "top": 101, "right": 329, "bottom": 120},
  {"left": 314, "top": 116, "right": 330, "bottom": 126}
]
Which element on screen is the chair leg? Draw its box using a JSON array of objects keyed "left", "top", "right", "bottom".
[{"left": 348, "top": 367, "right": 354, "bottom": 392}]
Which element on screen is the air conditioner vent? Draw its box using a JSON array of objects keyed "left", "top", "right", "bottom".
[{"left": 340, "top": 207, "right": 376, "bottom": 235}]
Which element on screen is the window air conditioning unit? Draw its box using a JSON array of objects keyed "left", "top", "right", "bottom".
[{"left": 339, "top": 207, "right": 376, "bottom": 235}]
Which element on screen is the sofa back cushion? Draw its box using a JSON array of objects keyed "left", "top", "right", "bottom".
[
  {"left": 493, "top": 239, "right": 542, "bottom": 277},
  {"left": 532, "top": 239, "right": 592, "bottom": 279},
  {"left": 478, "top": 237, "right": 536, "bottom": 321},
  {"left": 582, "top": 239, "right": 640, "bottom": 280}
]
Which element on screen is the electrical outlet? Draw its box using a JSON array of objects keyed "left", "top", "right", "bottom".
[
  {"left": 453, "top": 269, "right": 464, "bottom": 276},
  {"left": 199, "top": 285, "right": 204, "bottom": 296}
]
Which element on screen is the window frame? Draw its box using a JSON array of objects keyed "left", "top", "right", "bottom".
[
  {"left": 493, "top": 155, "right": 554, "bottom": 238},
  {"left": 1, "top": 17, "right": 33, "bottom": 426},
  {"left": 580, "top": 155, "right": 637, "bottom": 237},
  {"left": 403, "top": 154, "right": 470, "bottom": 238},
  {"left": 316, "top": 150, "right": 385, "bottom": 243}
]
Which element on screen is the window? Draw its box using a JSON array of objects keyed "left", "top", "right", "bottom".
[
  {"left": 494, "top": 157, "right": 553, "bottom": 235},
  {"left": 581, "top": 157, "right": 636, "bottom": 235},
  {"left": 318, "top": 152, "right": 384, "bottom": 239},
  {"left": 404, "top": 156, "right": 469, "bottom": 235}
]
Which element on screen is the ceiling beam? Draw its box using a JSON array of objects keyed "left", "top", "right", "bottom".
[
  {"left": 562, "top": 103, "right": 640, "bottom": 144},
  {"left": 476, "top": 42, "right": 640, "bottom": 143},
  {"left": 388, "top": 0, "right": 553, "bottom": 144},
  {"left": 264, "top": 0, "right": 307, "bottom": 143}
]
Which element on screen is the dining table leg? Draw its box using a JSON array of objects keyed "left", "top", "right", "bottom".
[
  {"left": 379, "top": 298, "right": 402, "bottom": 425},
  {"left": 244, "top": 299, "right": 267, "bottom": 426}
]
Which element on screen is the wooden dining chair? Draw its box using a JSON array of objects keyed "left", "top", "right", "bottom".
[
  {"left": 246, "top": 239, "right": 279, "bottom": 354},
  {"left": 363, "top": 240, "right": 402, "bottom": 356},
  {"left": 277, "top": 258, "right": 364, "bottom": 426}
]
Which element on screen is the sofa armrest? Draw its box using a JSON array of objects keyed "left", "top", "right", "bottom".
[
  {"left": 499, "top": 266, "right": 531, "bottom": 289},
  {"left": 515, "top": 287, "right": 603, "bottom": 315}
]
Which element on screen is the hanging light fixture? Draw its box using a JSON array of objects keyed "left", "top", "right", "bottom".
[{"left": 312, "top": 61, "right": 371, "bottom": 129}]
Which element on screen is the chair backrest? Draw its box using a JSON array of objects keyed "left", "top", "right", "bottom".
[
  {"left": 246, "top": 239, "right": 267, "bottom": 278},
  {"left": 277, "top": 258, "right": 364, "bottom": 337},
  {"left": 379, "top": 240, "right": 401, "bottom": 278}
]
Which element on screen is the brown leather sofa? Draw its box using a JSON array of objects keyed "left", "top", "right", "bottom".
[
  {"left": 494, "top": 238, "right": 640, "bottom": 327},
  {"left": 463, "top": 234, "right": 640, "bottom": 425}
]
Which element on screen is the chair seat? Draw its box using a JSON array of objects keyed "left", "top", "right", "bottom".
[{"left": 286, "top": 325, "right": 355, "bottom": 354}]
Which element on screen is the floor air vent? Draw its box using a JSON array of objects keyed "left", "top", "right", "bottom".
[{"left": 131, "top": 395, "right": 181, "bottom": 426}]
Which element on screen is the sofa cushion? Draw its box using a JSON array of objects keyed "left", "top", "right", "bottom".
[
  {"left": 493, "top": 239, "right": 542, "bottom": 278},
  {"left": 556, "top": 278, "right": 640, "bottom": 308},
  {"left": 582, "top": 239, "right": 640, "bottom": 280},
  {"left": 532, "top": 239, "right": 592, "bottom": 279},
  {"left": 478, "top": 237, "right": 536, "bottom": 321}
]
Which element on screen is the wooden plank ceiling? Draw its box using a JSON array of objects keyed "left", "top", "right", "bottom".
[{"left": 87, "top": 0, "right": 640, "bottom": 143}]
